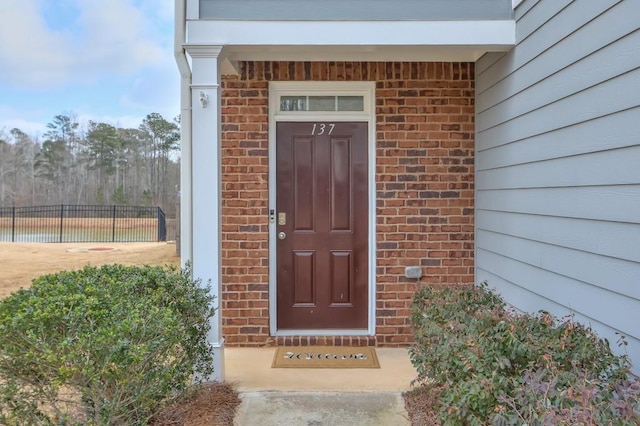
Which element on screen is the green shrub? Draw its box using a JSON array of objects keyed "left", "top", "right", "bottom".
[
  {"left": 409, "top": 282, "right": 639, "bottom": 425},
  {"left": 0, "top": 264, "right": 216, "bottom": 425}
]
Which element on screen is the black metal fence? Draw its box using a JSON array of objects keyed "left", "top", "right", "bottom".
[{"left": 0, "top": 205, "right": 167, "bottom": 243}]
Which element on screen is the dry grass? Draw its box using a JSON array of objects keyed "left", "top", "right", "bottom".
[{"left": 0, "top": 242, "right": 180, "bottom": 298}]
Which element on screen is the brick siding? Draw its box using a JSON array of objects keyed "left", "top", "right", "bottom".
[{"left": 221, "top": 62, "right": 475, "bottom": 346}]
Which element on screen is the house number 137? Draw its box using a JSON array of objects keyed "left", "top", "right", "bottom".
[{"left": 311, "top": 123, "right": 335, "bottom": 136}]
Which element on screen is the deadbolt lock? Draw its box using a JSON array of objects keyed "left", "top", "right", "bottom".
[{"left": 278, "top": 212, "right": 286, "bottom": 226}]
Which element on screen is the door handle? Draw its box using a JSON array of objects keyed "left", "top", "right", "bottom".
[{"left": 278, "top": 232, "right": 287, "bottom": 240}]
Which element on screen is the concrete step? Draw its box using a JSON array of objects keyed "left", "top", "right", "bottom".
[{"left": 235, "top": 391, "right": 410, "bottom": 426}]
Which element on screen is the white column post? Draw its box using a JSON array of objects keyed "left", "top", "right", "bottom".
[{"left": 185, "top": 44, "right": 225, "bottom": 382}]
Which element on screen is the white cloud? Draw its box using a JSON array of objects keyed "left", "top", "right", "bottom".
[
  {"left": 0, "top": 0, "right": 170, "bottom": 88},
  {"left": 0, "top": 0, "right": 74, "bottom": 86},
  {"left": 120, "top": 62, "right": 180, "bottom": 119},
  {"left": 0, "top": 104, "right": 50, "bottom": 137},
  {"left": 0, "top": 118, "right": 48, "bottom": 138},
  {"left": 74, "top": 0, "right": 166, "bottom": 76}
]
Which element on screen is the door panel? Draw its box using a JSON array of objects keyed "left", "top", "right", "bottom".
[
  {"left": 293, "top": 251, "right": 315, "bottom": 305},
  {"left": 331, "top": 137, "right": 352, "bottom": 231},
  {"left": 276, "top": 122, "right": 368, "bottom": 330},
  {"left": 330, "top": 251, "right": 352, "bottom": 305},
  {"left": 293, "top": 138, "right": 315, "bottom": 231}
]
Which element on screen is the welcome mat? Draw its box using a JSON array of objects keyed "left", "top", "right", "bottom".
[{"left": 272, "top": 346, "right": 380, "bottom": 368}]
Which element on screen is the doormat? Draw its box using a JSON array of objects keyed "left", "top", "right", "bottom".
[{"left": 272, "top": 346, "right": 379, "bottom": 368}]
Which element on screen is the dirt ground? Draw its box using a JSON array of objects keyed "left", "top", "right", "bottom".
[{"left": 0, "top": 242, "right": 181, "bottom": 299}]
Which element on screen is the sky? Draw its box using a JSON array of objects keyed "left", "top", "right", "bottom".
[{"left": 0, "top": 0, "right": 179, "bottom": 138}]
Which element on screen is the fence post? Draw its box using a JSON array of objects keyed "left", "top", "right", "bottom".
[
  {"left": 59, "top": 204, "right": 64, "bottom": 243},
  {"left": 157, "top": 207, "right": 167, "bottom": 242},
  {"left": 112, "top": 205, "right": 117, "bottom": 242},
  {"left": 11, "top": 206, "right": 16, "bottom": 243}
]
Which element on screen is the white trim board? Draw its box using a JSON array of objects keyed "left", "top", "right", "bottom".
[
  {"left": 268, "top": 82, "right": 377, "bottom": 337},
  {"left": 188, "top": 20, "right": 516, "bottom": 47}
]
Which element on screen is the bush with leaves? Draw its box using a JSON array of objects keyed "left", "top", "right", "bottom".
[
  {"left": 408, "top": 282, "right": 639, "bottom": 425},
  {"left": 494, "top": 367, "right": 640, "bottom": 425},
  {"left": 0, "top": 264, "right": 216, "bottom": 425}
]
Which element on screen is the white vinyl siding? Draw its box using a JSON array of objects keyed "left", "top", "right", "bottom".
[{"left": 476, "top": 0, "right": 640, "bottom": 370}]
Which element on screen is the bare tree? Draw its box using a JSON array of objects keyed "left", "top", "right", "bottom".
[{"left": 139, "top": 113, "right": 180, "bottom": 209}]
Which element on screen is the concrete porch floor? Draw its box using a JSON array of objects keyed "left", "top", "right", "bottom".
[{"left": 224, "top": 347, "right": 417, "bottom": 425}]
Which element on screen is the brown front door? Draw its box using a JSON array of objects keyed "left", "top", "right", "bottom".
[{"left": 276, "top": 122, "right": 369, "bottom": 330}]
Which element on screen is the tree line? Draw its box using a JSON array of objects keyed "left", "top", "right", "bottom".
[{"left": 0, "top": 113, "right": 180, "bottom": 216}]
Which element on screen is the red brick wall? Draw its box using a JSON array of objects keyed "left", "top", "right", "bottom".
[{"left": 221, "top": 62, "right": 475, "bottom": 346}]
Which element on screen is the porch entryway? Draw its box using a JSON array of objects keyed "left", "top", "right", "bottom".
[{"left": 268, "top": 82, "right": 378, "bottom": 336}]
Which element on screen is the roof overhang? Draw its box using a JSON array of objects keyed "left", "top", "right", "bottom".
[{"left": 186, "top": 20, "right": 515, "bottom": 70}]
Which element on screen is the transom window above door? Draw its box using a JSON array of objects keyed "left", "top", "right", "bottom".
[{"left": 280, "top": 95, "right": 364, "bottom": 112}]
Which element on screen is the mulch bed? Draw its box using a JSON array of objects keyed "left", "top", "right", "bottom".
[
  {"left": 151, "top": 383, "right": 241, "bottom": 426},
  {"left": 403, "top": 384, "right": 444, "bottom": 426}
]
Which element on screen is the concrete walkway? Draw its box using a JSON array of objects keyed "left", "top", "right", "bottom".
[{"left": 225, "top": 347, "right": 416, "bottom": 425}]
